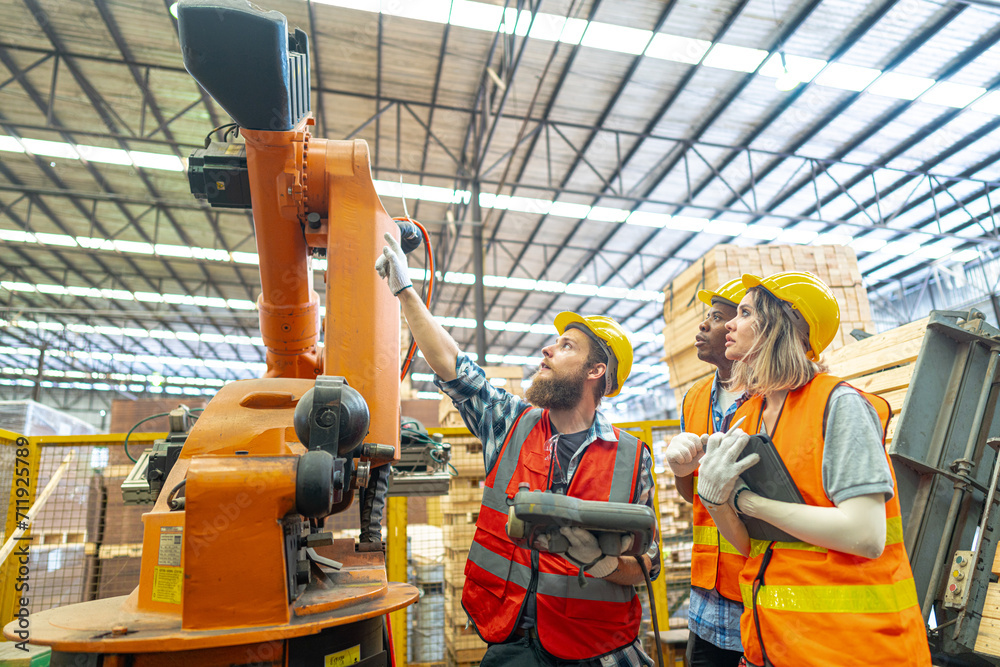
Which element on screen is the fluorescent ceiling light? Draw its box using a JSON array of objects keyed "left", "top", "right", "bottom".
[
  {"left": 776, "top": 228, "right": 818, "bottom": 244},
  {"left": 867, "top": 72, "right": 935, "bottom": 101},
  {"left": 953, "top": 249, "right": 979, "bottom": 262},
  {"left": 741, "top": 224, "right": 781, "bottom": 240},
  {"left": 0, "top": 136, "right": 24, "bottom": 153},
  {"left": 548, "top": 201, "right": 592, "bottom": 219},
  {"left": 666, "top": 216, "right": 706, "bottom": 232},
  {"left": 701, "top": 43, "right": 769, "bottom": 73},
  {"left": 758, "top": 53, "right": 827, "bottom": 84},
  {"left": 644, "top": 34, "right": 711, "bottom": 65},
  {"left": 410, "top": 373, "right": 435, "bottom": 382},
  {"left": 851, "top": 237, "right": 887, "bottom": 253},
  {"left": 384, "top": 0, "right": 451, "bottom": 24},
  {"left": 33, "top": 233, "right": 77, "bottom": 247},
  {"left": 0, "top": 229, "right": 35, "bottom": 243},
  {"left": 971, "top": 91, "right": 1000, "bottom": 115},
  {"left": 813, "top": 63, "right": 882, "bottom": 92},
  {"left": 920, "top": 81, "right": 986, "bottom": 108},
  {"left": 588, "top": 206, "right": 630, "bottom": 223},
  {"left": 77, "top": 145, "right": 133, "bottom": 166},
  {"left": 20, "top": 138, "right": 80, "bottom": 159},
  {"left": 626, "top": 211, "right": 670, "bottom": 228},
  {"left": 129, "top": 151, "right": 184, "bottom": 171},
  {"left": 813, "top": 233, "right": 853, "bottom": 246},
  {"left": 415, "top": 391, "right": 441, "bottom": 400},
  {"left": 707, "top": 221, "right": 747, "bottom": 237},
  {"left": 449, "top": 1, "right": 504, "bottom": 32},
  {"left": 581, "top": 22, "right": 652, "bottom": 56}
]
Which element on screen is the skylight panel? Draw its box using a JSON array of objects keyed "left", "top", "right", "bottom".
[
  {"left": 34, "top": 233, "right": 77, "bottom": 247},
  {"left": 77, "top": 145, "right": 133, "bottom": 166},
  {"left": 0, "top": 229, "right": 36, "bottom": 243},
  {"left": 866, "top": 72, "right": 935, "bottom": 101},
  {"left": 0, "top": 136, "right": 24, "bottom": 153},
  {"left": 666, "top": 216, "right": 707, "bottom": 232},
  {"left": 741, "top": 224, "right": 781, "bottom": 240},
  {"left": 626, "top": 211, "right": 670, "bottom": 228},
  {"left": 758, "top": 53, "right": 827, "bottom": 84},
  {"left": 20, "top": 138, "right": 80, "bottom": 159},
  {"left": 813, "top": 63, "right": 882, "bottom": 92},
  {"left": 448, "top": 0, "right": 502, "bottom": 31},
  {"left": 581, "top": 22, "right": 652, "bottom": 56},
  {"left": 920, "top": 81, "right": 986, "bottom": 108},
  {"left": 129, "top": 151, "right": 184, "bottom": 171},
  {"left": 706, "top": 221, "right": 747, "bottom": 236},
  {"left": 644, "top": 34, "right": 711, "bottom": 65},
  {"left": 588, "top": 206, "right": 630, "bottom": 223},
  {"left": 850, "top": 237, "right": 887, "bottom": 253},
  {"left": 701, "top": 44, "right": 769, "bottom": 73},
  {"left": 775, "top": 228, "right": 818, "bottom": 244},
  {"left": 382, "top": 0, "right": 451, "bottom": 24},
  {"left": 971, "top": 91, "right": 1000, "bottom": 115},
  {"left": 549, "top": 201, "right": 592, "bottom": 219},
  {"left": 813, "top": 232, "right": 853, "bottom": 246}
]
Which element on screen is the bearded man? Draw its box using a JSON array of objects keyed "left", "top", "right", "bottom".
[{"left": 376, "top": 234, "right": 660, "bottom": 667}]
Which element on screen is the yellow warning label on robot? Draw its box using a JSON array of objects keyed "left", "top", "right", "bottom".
[
  {"left": 152, "top": 566, "right": 183, "bottom": 604},
  {"left": 324, "top": 644, "right": 360, "bottom": 666}
]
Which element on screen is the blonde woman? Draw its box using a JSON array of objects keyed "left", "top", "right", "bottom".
[{"left": 696, "top": 272, "right": 930, "bottom": 667}]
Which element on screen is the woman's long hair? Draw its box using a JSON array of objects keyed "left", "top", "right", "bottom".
[{"left": 728, "top": 287, "right": 826, "bottom": 396}]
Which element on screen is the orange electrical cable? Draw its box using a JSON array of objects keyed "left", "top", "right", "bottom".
[{"left": 396, "top": 217, "right": 433, "bottom": 380}]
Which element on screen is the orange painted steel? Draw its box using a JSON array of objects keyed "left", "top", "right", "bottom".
[{"left": 2, "top": 119, "right": 418, "bottom": 658}]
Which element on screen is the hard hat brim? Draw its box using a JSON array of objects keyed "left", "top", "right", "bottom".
[
  {"left": 697, "top": 289, "right": 738, "bottom": 308},
  {"left": 554, "top": 311, "right": 589, "bottom": 336}
]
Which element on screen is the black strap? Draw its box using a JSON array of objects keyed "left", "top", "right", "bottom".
[{"left": 751, "top": 543, "right": 776, "bottom": 667}]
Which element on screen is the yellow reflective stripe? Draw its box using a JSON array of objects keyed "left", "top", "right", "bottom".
[
  {"left": 720, "top": 535, "right": 742, "bottom": 555},
  {"left": 740, "top": 578, "right": 919, "bottom": 614},
  {"left": 748, "top": 516, "right": 905, "bottom": 558},
  {"left": 693, "top": 525, "right": 717, "bottom": 546},
  {"left": 885, "top": 515, "right": 903, "bottom": 545}
]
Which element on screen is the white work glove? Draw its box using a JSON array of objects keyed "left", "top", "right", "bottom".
[
  {"left": 697, "top": 422, "right": 759, "bottom": 507},
  {"left": 375, "top": 232, "right": 413, "bottom": 295},
  {"left": 666, "top": 432, "right": 706, "bottom": 477},
  {"left": 559, "top": 527, "right": 626, "bottom": 579}
]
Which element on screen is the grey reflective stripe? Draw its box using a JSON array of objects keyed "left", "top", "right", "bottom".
[
  {"left": 537, "top": 571, "right": 636, "bottom": 604},
  {"left": 480, "top": 409, "right": 545, "bottom": 514},
  {"left": 467, "top": 541, "right": 533, "bottom": 590},
  {"left": 609, "top": 430, "right": 640, "bottom": 503}
]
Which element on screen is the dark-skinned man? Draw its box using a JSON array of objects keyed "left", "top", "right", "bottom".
[
  {"left": 666, "top": 279, "right": 746, "bottom": 666},
  {"left": 376, "top": 233, "right": 659, "bottom": 667}
]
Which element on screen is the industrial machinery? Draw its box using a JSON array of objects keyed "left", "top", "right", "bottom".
[
  {"left": 387, "top": 418, "right": 453, "bottom": 497},
  {"left": 891, "top": 310, "right": 1000, "bottom": 665},
  {"left": 121, "top": 405, "right": 199, "bottom": 506},
  {"left": 2, "top": 0, "right": 419, "bottom": 663}
]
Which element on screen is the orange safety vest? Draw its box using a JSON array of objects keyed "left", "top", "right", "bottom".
[
  {"left": 732, "top": 373, "right": 930, "bottom": 667},
  {"left": 461, "top": 408, "right": 645, "bottom": 661},
  {"left": 684, "top": 375, "right": 746, "bottom": 602}
]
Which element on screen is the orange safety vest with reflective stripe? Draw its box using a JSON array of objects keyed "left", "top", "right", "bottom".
[
  {"left": 684, "top": 375, "right": 746, "bottom": 602},
  {"left": 461, "top": 408, "right": 645, "bottom": 661},
  {"left": 733, "top": 373, "right": 930, "bottom": 667}
]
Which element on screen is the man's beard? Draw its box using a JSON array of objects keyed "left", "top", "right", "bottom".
[{"left": 525, "top": 365, "right": 588, "bottom": 410}]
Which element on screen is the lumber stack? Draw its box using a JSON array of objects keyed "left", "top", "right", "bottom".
[
  {"left": 440, "top": 433, "right": 489, "bottom": 666},
  {"left": 439, "top": 366, "right": 527, "bottom": 428},
  {"left": 975, "top": 551, "right": 1000, "bottom": 657},
  {"left": 823, "top": 317, "right": 929, "bottom": 444},
  {"left": 662, "top": 244, "right": 872, "bottom": 406}
]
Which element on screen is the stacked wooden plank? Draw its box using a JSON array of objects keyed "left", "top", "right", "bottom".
[
  {"left": 662, "top": 244, "right": 873, "bottom": 406},
  {"left": 823, "top": 317, "right": 929, "bottom": 444},
  {"left": 656, "top": 472, "right": 693, "bottom": 538},
  {"left": 440, "top": 433, "right": 489, "bottom": 666},
  {"left": 439, "top": 366, "right": 527, "bottom": 428}
]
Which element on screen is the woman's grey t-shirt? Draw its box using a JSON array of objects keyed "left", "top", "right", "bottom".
[{"left": 759, "top": 384, "right": 894, "bottom": 505}]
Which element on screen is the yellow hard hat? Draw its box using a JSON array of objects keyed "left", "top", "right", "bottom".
[
  {"left": 697, "top": 277, "right": 746, "bottom": 309},
  {"left": 741, "top": 272, "right": 840, "bottom": 361},
  {"left": 553, "top": 312, "right": 633, "bottom": 397}
]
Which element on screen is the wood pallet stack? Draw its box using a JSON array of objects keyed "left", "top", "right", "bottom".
[
  {"left": 439, "top": 366, "right": 527, "bottom": 428},
  {"left": 656, "top": 472, "right": 693, "bottom": 538},
  {"left": 662, "top": 244, "right": 873, "bottom": 406},
  {"left": 440, "top": 433, "right": 489, "bottom": 666}
]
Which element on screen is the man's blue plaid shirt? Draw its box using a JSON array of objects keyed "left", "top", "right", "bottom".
[{"left": 435, "top": 353, "right": 660, "bottom": 666}]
